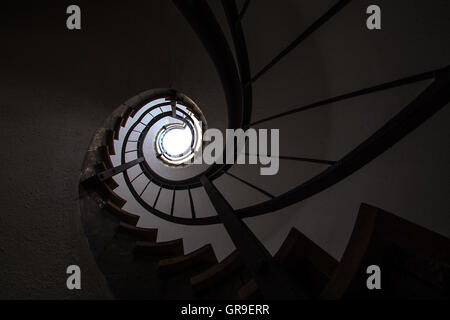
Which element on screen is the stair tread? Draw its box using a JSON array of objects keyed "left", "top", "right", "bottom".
[
  {"left": 321, "top": 203, "right": 450, "bottom": 300},
  {"left": 96, "top": 145, "right": 114, "bottom": 169},
  {"left": 104, "top": 129, "right": 115, "bottom": 155},
  {"left": 135, "top": 239, "right": 184, "bottom": 257},
  {"left": 158, "top": 244, "right": 217, "bottom": 276},
  {"left": 275, "top": 227, "right": 337, "bottom": 278},
  {"left": 237, "top": 279, "right": 261, "bottom": 300},
  {"left": 120, "top": 108, "right": 132, "bottom": 127},
  {"left": 118, "top": 222, "right": 157, "bottom": 241},
  {"left": 104, "top": 201, "right": 139, "bottom": 226},
  {"left": 136, "top": 239, "right": 183, "bottom": 246},
  {"left": 272, "top": 227, "right": 338, "bottom": 298},
  {"left": 97, "top": 180, "right": 126, "bottom": 208},
  {"left": 191, "top": 250, "right": 244, "bottom": 292},
  {"left": 95, "top": 162, "right": 119, "bottom": 190},
  {"left": 113, "top": 116, "right": 122, "bottom": 140}
]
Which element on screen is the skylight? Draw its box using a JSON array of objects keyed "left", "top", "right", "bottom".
[{"left": 161, "top": 126, "right": 193, "bottom": 157}]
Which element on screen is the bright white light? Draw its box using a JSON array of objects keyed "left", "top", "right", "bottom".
[{"left": 162, "top": 127, "right": 192, "bottom": 156}]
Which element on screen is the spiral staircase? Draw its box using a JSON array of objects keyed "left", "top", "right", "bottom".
[{"left": 78, "top": 0, "right": 450, "bottom": 299}]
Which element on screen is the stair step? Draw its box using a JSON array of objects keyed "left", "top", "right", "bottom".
[
  {"left": 190, "top": 250, "right": 244, "bottom": 293},
  {"left": 104, "top": 178, "right": 119, "bottom": 190},
  {"left": 274, "top": 227, "right": 338, "bottom": 298},
  {"left": 237, "top": 279, "right": 262, "bottom": 300},
  {"left": 158, "top": 244, "right": 218, "bottom": 276},
  {"left": 96, "top": 145, "right": 114, "bottom": 170},
  {"left": 129, "top": 107, "right": 139, "bottom": 118},
  {"left": 113, "top": 116, "right": 122, "bottom": 140},
  {"left": 95, "top": 162, "right": 119, "bottom": 190},
  {"left": 275, "top": 227, "right": 337, "bottom": 277},
  {"left": 120, "top": 108, "right": 133, "bottom": 127},
  {"left": 321, "top": 203, "right": 450, "bottom": 300},
  {"left": 118, "top": 222, "right": 157, "bottom": 241},
  {"left": 104, "top": 201, "right": 139, "bottom": 226},
  {"left": 134, "top": 239, "right": 184, "bottom": 257},
  {"left": 98, "top": 182, "right": 126, "bottom": 208},
  {"left": 104, "top": 129, "right": 115, "bottom": 155}
]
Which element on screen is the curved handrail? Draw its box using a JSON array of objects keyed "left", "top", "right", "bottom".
[
  {"left": 236, "top": 66, "right": 450, "bottom": 218},
  {"left": 221, "top": 0, "right": 253, "bottom": 126}
]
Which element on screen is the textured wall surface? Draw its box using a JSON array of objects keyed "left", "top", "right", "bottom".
[{"left": 0, "top": 1, "right": 174, "bottom": 299}]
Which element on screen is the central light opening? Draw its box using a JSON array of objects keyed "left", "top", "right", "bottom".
[{"left": 161, "top": 126, "right": 193, "bottom": 156}]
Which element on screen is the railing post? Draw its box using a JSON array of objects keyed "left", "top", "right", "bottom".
[
  {"left": 200, "top": 175, "right": 306, "bottom": 299},
  {"left": 97, "top": 157, "right": 145, "bottom": 182}
]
